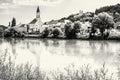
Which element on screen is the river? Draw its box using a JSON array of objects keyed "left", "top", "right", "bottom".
[{"left": 0, "top": 38, "right": 120, "bottom": 79}]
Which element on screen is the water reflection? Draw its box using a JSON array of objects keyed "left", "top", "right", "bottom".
[{"left": 0, "top": 39, "right": 120, "bottom": 78}]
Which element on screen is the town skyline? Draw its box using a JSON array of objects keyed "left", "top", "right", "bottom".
[{"left": 0, "top": 0, "right": 119, "bottom": 26}]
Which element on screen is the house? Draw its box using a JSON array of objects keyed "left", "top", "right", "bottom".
[
  {"left": 0, "top": 25, "right": 8, "bottom": 31},
  {"left": 14, "top": 23, "right": 28, "bottom": 33},
  {"left": 28, "top": 6, "right": 43, "bottom": 33}
]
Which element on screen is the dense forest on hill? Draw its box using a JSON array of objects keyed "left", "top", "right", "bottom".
[
  {"left": 95, "top": 4, "right": 120, "bottom": 22},
  {"left": 42, "top": 4, "right": 120, "bottom": 40},
  {"left": 46, "top": 4, "right": 120, "bottom": 24},
  {"left": 95, "top": 4, "right": 120, "bottom": 14}
]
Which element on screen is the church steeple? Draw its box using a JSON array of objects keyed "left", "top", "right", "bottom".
[
  {"left": 36, "top": 6, "right": 40, "bottom": 19},
  {"left": 37, "top": 6, "right": 40, "bottom": 13}
]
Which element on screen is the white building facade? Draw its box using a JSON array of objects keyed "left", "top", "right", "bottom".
[{"left": 28, "top": 6, "right": 43, "bottom": 33}]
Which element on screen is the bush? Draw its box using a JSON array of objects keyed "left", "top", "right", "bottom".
[
  {"left": 65, "top": 21, "right": 81, "bottom": 39},
  {"left": 0, "top": 50, "right": 117, "bottom": 80},
  {"left": 52, "top": 27, "right": 63, "bottom": 38},
  {"left": 92, "top": 12, "right": 115, "bottom": 39},
  {"left": 65, "top": 22, "right": 73, "bottom": 39},
  {"left": 41, "top": 27, "right": 50, "bottom": 38},
  {"left": 4, "top": 28, "right": 25, "bottom": 38}
]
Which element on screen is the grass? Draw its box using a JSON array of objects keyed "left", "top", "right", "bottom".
[
  {"left": 0, "top": 50, "right": 117, "bottom": 80},
  {"left": 50, "top": 64, "right": 114, "bottom": 80}
]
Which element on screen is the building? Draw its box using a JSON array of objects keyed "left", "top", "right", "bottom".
[
  {"left": 14, "top": 23, "right": 28, "bottom": 33},
  {"left": 28, "top": 6, "right": 43, "bottom": 33}
]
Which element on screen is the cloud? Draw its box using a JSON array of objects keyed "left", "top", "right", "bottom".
[
  {"left": 0, "top": 0, "right": 18, "bottom": 9},
  {"left": 0, "top": 0, "right": 64, "bottom": 9},
  {"left": 0, "top": 0, "right": 13, "bottom": 4},
  {"left": 13, "top": 0, "right": 64, "bottom": 6},
  {"left": 0, "top": 0, "right": 64, "bottom": 15}
]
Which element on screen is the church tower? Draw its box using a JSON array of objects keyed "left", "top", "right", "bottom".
[
  {"left": 36, "top": 6, "right": 40, "bottom": 19},
  {"left": 29, "top": 6, "right": 43, "bottom": 33},
  {"left": 36, "top": 6, "right": 42, "bottom": 33}
]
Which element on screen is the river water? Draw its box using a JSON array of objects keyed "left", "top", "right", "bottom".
[{"left": 0, "top": 38, "right": 120, "bottom": 79}]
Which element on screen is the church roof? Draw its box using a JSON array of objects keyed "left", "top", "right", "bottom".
[
  {"left": 37, "top": 6, "right": 40, "bottom": 13},
  {"left": 20, "top": 24, "right": 26, "bottom": 27},
  {"left": 29, "top": 18, "right": 37, "bottom": 24}
]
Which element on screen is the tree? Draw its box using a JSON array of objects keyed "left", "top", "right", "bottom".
[
  {"left": 65, "top": 22, "right": 73, "bottom": 39},
  {"left": 65, "top": 21, "right": 81, "bottom": 39},
  {"left": 95, "top": 4, "right": 120, "bottom": 14},
  {"left": 73, "top": 21, "right": 81, "bottom": 32},
  {"left": 8, "top": 22, "right": 11, "bottom": 26},
  {"left": 52, "top": 27, "right": 63, "bottom": 38},
  {"left": 72, "top": 21, "right": 81, "bottom": 38},
  {"left": 41, "top": 27, "right": 50, "bottom": 38},
  {"left": 11, "top": 18, "right": 16, "bottom": 27},
  {"left": 4, "top": 28, "right": 25, "bottom": 38},
  {"left": 92, "top": 12, "right": 115, "bottom": 39}
]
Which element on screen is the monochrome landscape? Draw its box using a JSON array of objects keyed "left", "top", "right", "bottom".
[{"left": 0, "top": 0, "right": 120, "bottom": 80}]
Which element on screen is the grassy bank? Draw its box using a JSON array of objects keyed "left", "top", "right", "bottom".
[{"left": 0, "top": 50, "right": 118, "bottom": 80}]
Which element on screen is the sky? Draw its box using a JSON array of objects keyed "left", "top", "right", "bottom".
[{"left": 0, "top": 0, "right": 119, "bottom": 26}]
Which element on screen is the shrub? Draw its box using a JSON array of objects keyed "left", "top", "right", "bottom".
[
  {"left": 4, "top": 28, "right": 25, "bottom": 38},
  {"left": 0, "top": 50, "right": 117, "bottom": 80},
  {"left": 92, "top": 12, "right": 115, "bottom": 39},
  {"left": 65, "top": 21, "right": 81, "bottom": 39},
  {"left": 52, "top": 27, "right": 63, "bottom": 38},
  {"left": 41, "top": 27, "right": 50, "bottom": 38},
  {"left": 65, "top": 22, "right": 73, "bottom": 39}
]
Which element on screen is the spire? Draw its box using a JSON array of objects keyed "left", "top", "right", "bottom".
[
  {"left": 37, "top": 6, "right": 40, "bottom": 13},
  {"left": 36, "top": 6, "right": 40, "bottom": 19}
]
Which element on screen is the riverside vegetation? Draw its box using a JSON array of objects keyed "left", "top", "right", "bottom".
[
  {"left": 0, "top": 49, "right": 118, "bottom": 80},
  {"left": 2, "top": 4, "right": 120, "bottom": 40}
]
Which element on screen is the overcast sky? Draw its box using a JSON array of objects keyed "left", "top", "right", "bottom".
[{"left": 0, "top": 0, "right": 119, "bottom": 26}]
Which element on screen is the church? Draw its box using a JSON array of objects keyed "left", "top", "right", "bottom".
[{"left": 28, "top": 6, "right": 43, "bottom": 33}]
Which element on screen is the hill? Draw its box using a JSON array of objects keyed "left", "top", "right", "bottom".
[
  {"left": 95, "top": 4, "right": 120, "bottom": 14},
  {"left": 95, "top": 4, "right": 120, "bottom": 22},
  {"left": 45, "top": 4, "right": 120, "bottom": 25}
]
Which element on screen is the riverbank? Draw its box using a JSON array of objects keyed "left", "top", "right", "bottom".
[
  {"left": 2, "top": 36, "right": 120, "bottom": 41},
  {"left": 1, "top": 29, "right": 120, "bottom": 40},
  {"left": 0, "top": 51, "right": 117, "bottom": 80}
]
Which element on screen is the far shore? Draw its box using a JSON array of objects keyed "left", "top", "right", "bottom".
[{"left": 1, "top": 36, "right": 120, "bottom": 41}]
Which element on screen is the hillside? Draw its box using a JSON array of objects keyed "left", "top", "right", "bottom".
[
  {"left": 95, "top": 4, "right": 120, "bottom": 22},
  {"left": 45, "top": 4, "right": 120, "bottom": 25},
  {"left": 95, "top": 4, "right": 120, "bottom": 14}
]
